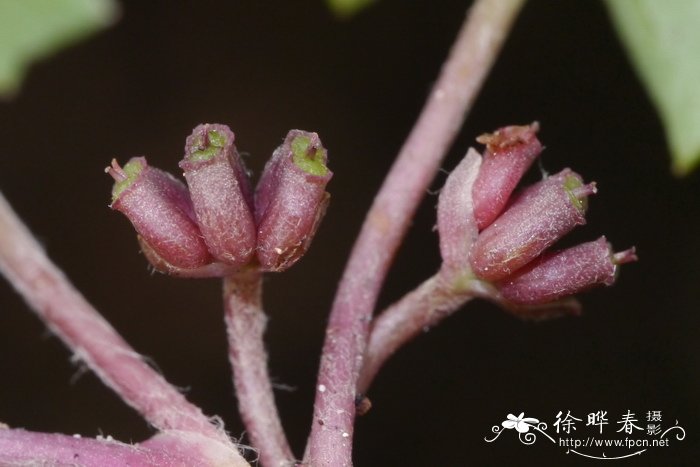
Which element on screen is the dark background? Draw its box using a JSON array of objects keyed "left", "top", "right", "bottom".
[{"left": 1, "top": 1, "right": 698, "bottom": 465}]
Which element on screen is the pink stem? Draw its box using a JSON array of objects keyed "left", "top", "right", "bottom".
[
  {"left": 0, "top": 193, "right": 232, "bottom": 447},
  {"left": 358, "top": 269, "right": 498, "bottom": 395},
  {"left": 0, "top": 427, "right": 248, "bottom": 466},
  {"left": 0, "top": 428, "right": 180, "bottom": 466},
  {"left": 224, "top": 270, "right": 295, "bottom": 467},
  {"left": 306, "top": 0, "right": 525, "bottom": 464},
  {"left": 357, "top": 273, "right": 472, "bottom": 395}
]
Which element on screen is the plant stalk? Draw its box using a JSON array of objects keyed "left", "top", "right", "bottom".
[
  {"left": 0, "top": 193, "right": 234, "bottom": 449},
  {"left": 0, "top": 427, "right": 248, "bottom": 466},
  {"left": 357, "top": 272, "right": 472, "bottom": 394},
  {"left": 224, "top": 269, "right": 294, "bottom": 467},
  {"left": 306, "top": 0, "right": 526, "bottom": 464}
]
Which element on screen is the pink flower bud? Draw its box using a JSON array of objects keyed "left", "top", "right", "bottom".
[
  {"left": 137, "top": 236, "right": 239, "bottom": 278},
  {"left": 436, "top": 148, "right": 481, "bottom": 270},
  {"left": 497, "top": 237, "right": 637, "bottom": 305},
  {"left": 255, "top": 130, "right": 332, "bottom": 272},
  {"left": 472, "top": 122, "right": 542, "bottom": 230},
  {"left": 470, "top": 169, "right": 596, "bottom": 281},
  {"left": 180, "top": 124, "right": 256, "bottom": 267},
  {"left": 107, "top": 157, "right": 213, "bottom": 269}
]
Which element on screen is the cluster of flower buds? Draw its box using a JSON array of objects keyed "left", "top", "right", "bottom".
[
  {"left": 438, "top": 122, "right": 636, "bottom": 308},
  {"left": 107, "top": 124, "right": 332, "bottom": 277}
]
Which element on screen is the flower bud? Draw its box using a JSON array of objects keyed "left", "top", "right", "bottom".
[
  {"left": 107, "top": 157, "right": 213, "bottom": 269},
  {"left": 472, "top": 122, "right": 542, "bottom": 230},
  {"left": 470, "top": 169, "right": 596, "bottom": 281},
  {"left": 137, "top": 235, "right": 238, "bottom": 278},
  {"left": 180, "top": 124, "right": 256, "bottom": 267},
  {"left": 255, "top": 130, "right": 332, "bottom": 272},
  {"left": 498, "top": 237, "right": 637, "bottom": 305},
  {"left": 436, "top": 148, "right": 481, "bottom": 269}
]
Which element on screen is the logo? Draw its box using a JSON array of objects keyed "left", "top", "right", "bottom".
[{"left": 484, "top": 410, "right": 686, "bottom": 460}]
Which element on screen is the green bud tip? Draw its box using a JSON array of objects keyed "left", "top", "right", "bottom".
[
  {"left": 107, "top": 158, "right": 144, "bottom": 201},
  {"left": 291, "top": 134, "right": 328, "bottom": 176},
  {"left": 188, "top": 129, "right": 228, "bottom": 162},
  {"left": 563, "top": 175, "right": 596, "bottom": 212}
]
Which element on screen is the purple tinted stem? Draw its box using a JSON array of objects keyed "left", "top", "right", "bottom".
[
  {"left": 223, "top": 270, "right": 294, "bottom": 467},
  {"left": 0, "top": 429, "right": 248, "bottom": 466},
  {"left": 306, "top": 1, "right": 526, "bottom": 465},
  {"left": 357, "top": 273, "right": 474, "bottom": 394},
  {"left": 0, "top": 429, "right": 181, "bottom": 466},
  {"left": 0, "top": 193, "right": 232, "bottom": 447}
]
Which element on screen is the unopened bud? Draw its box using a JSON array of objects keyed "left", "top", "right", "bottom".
[
  {"left": 255, "top": 130, "right": 332, "bottom": 272},
  {"left": 470, "top": 169, "right": 596, "bottom": 281},
  {"left": 137, "top": 235, "right": 238, "bottom": 278},
  {"left": 472, "top": 122, "right": 542, "bottom": 230},
  {"left": 107, "top": 157, "right": 213, "bottom": 269},
  {"left": 180, "top": 124, "right": 256, "bottom": 267},
  {"left": 498, "top": 237, "right": 637, "bottom": 305},
  {"left": 436, "top": 148, "right": 481, "bottom": 269}
]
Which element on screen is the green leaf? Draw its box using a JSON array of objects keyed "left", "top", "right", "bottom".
[
  {"left": 605, "top": 0, "right": 700, "bottom": 175},
  {"left": 325, "top": 0, "right": 375, "bottom": 18},
  {"left": 0, "top": 0, "right": 118, "bottom": 98}
]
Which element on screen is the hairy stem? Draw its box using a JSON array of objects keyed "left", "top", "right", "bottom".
[
  {"left": 224, "top": 270, "right": 294, "bottom": 467},
  {"left": 0, "top": 428, "right": 181, "bottom": 466},
  {"left": 357, "top": 273, "right": 472, "bottom": 395},
  {"left": 0, "top": 193, "right": 233, "bottom": 448},
  {"left": 307, "top": 0, "right": 526, "bottom": 464},
  {"left": 0, "top": 428, "right": 247, "bottom": 466},
  {"left": 357, "top": 270, "right": 497, "bottom": 394}
]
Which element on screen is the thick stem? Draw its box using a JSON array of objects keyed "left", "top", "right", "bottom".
[
  {"left": 0, "top": 193, "right": 233, "bottom": 447},
  {"left": 0, "top": 428, "right": 247, "bottom": 466},
  {"left": 357, "top": 273, "right": 472, "bottom": 395},
  {"left": 224, "top": 270, "right": 294, "bottom": 467},
  {"left": 0, "top": 428, "right": 183, "bottom": 466},
  {"left": 307, "top": 1, "right": 525, "bottom": 464}
]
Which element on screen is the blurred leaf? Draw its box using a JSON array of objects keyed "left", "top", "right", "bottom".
[
  {"left": 325, "top": 0, "right": 375, "bottom": 18},
  {"left": 0, "top": 0, "right": 118, "bottom": 98},
  {"left": 606, "top": 0, "right": 700, "bottom": 175}
]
